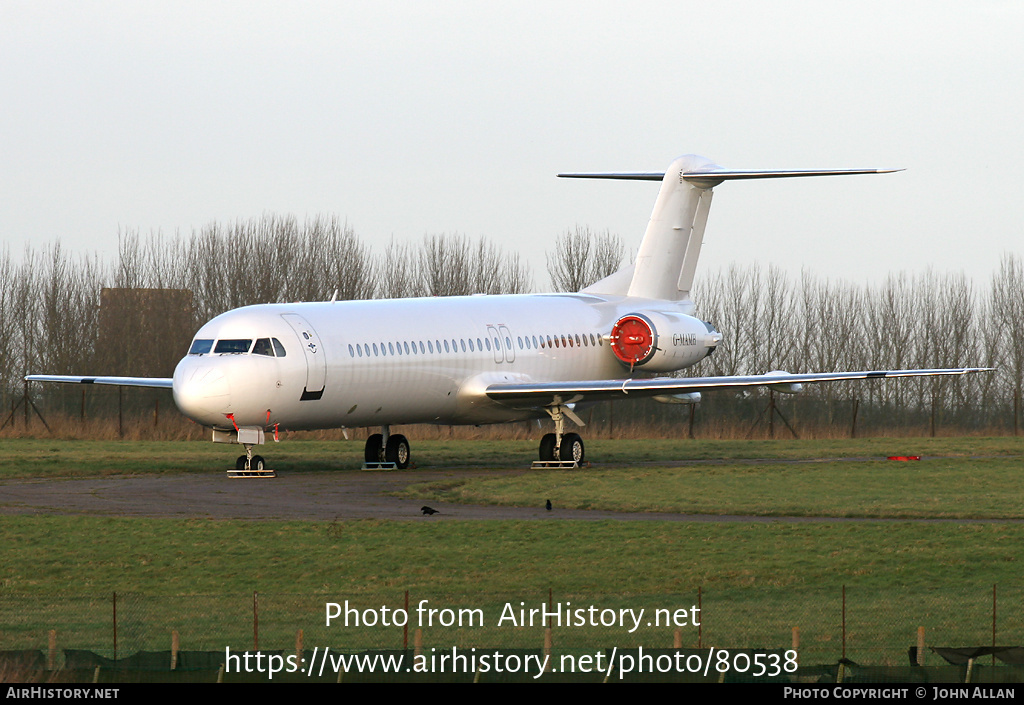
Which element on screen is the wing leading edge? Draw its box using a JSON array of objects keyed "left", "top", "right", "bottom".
[
  {"left": 485, "top": 368, "right": 992, "bottom": 408},
  {"left": 25, "top": 375, "right": 173, "bottom": 389}
]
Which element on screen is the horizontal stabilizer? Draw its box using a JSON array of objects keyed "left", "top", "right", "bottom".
[
  {"left": 558, "top": 172, "right": 665, "bottom": 181},
  {"left": 558, "top": 168, "right": 902, "bottom": 186},
  {"left": 684, "top": 168, "right": 903, "bottom": 180},
  {"left": 25, "top": 375, "right": 173, "bottom": 389},
  {"left": 563, "top": 155, "right": 903, "bottom": 301}
]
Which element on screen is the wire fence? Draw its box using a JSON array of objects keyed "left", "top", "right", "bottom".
[
  {"left": 3, "top": 586, "right": 1023, "bottom": 671},
  {"left": 4, "top": 387, "right": 1023, "bottom": 444}
]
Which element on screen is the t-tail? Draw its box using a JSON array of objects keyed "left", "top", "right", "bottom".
[{"left": 560, "top": 155, "right": 902, "bottom": 301}]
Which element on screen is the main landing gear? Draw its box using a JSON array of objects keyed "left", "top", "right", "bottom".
[
  {"left": 534, "top": 401, "right": 586, "bottom": 468},
  {"left": 363, "top": 424, "right": 411, "bottom": 469}
]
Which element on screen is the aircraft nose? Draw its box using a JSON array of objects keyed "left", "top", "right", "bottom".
[{"left": 173, "top": 360, "right": 231, "bottom": 421}]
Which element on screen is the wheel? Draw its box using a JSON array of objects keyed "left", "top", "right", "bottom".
[
  {"left": 236, "top": 455, "right": 247, "bottom": 470},
  {"left": 385, "top": 434, "right": 410, "bottom": 469},
  {"left": 364, "top": 434, "right": 384, "bottom": 463},
  {"left": 559, "top": 433, "right": 585, "bottom": 463},
  {"left": 539, "top": 433, "right": 557, "bottom": 461},
  {"left": 252, "top": 455, "right": 266, "bottom": 471}
]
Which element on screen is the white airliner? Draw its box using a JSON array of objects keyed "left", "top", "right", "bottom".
[{"left": 28, "top": 155, "right": 990, "bottom": 472}]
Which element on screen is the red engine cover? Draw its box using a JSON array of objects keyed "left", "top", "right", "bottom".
[{"left": 610, "top": 314, "right": 656, "bottom": 366}]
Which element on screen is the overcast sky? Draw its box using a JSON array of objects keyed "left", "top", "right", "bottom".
[{"left": 2, "top": 1, "right": 1021, "bottom": 292}]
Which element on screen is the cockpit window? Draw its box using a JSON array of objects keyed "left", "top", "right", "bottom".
[
  {"left": 252, "top": 338, "right": 274, "bottom": 356},
  {"left": 214, "top": 339, "right": 252, "bottom": 354},
  {"left": 272, "top": 338, "right": 287, "bottom": 357},
  {"left": 188, "top": 339, "right": 214, "bottom": 355}
]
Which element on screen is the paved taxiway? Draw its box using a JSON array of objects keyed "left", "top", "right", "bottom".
[{"left": 1, "top": 469, "right": 1020, "bottom": 522}]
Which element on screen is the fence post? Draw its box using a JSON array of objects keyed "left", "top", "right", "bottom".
[
  {"left": 112, "top": 591, "right": 117, "bottom": 661},
  {"left": 917, "top": 626, "right": 925, "bottom": 666},
  {"left": 993, "top": 584, "right": 997, "bottom": 666},
  {"left": 48, "top": 630, "right": 56, "bottom": 671},
  {"left": 841, "top": 585, "right": 846, "bottom": 661},
  {"left": 171, "top": 630, "right": 179, "bottom": 670},
  {"left": 544, "top": 627, "right": 552, "bottom": 671},
  {"left": 1015, "top": 391, "right": 1020, "bottom": 437},
  {"left": 253, "top": 591, "right": 259, "bottom": 651},
  {"left": 697, "top": 586, "right": 703, "bottom": 648}
]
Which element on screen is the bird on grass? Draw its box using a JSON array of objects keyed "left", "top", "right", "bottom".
[
  {"left": 546, "top": 500, "right": 552, "bottom": 511},
  {"left": 421, "top": 506, "right": 439, "bottom": 515}
]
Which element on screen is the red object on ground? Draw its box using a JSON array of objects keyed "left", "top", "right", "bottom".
[{"left": 886, "top": 456, "right": 921, "bottom": 461}]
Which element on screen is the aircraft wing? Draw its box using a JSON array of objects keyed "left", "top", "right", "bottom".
[
  {"left": 485, "top": 368, "right": 992, "bottom": 408},
  {"left": 25, "top": 375, "right": 173, "bottom": 389}
]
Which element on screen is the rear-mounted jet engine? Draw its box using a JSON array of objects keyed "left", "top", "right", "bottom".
[{"left": 609, "top": 312, "right": 721, "bottom": 372}]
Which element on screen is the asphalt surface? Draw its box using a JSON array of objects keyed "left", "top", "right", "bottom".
[
  {"left": 0, "top": 469, "right": 701, "bottom": 521},
  {"left": 2, "top": 467, "right": 1020, "bottom": 523}
]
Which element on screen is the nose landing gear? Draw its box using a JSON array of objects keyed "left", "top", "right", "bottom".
[{"left": 227, "top": 443, "right": 275, "bottom": 478}]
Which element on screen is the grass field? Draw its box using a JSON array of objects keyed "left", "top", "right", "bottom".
[
  {"left": 407, "top": 456, "right": 1024, "bottom": 519},
  {"left": 2, "top": 436, "right": 1024, "bottom": 668},
  {"left": 2, "top": 434, "right": 1021, "bottom": 477}
]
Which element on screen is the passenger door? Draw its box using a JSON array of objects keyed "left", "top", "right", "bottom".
[{"left": 281, "top": 313, "right": 327, "bottom": 400}]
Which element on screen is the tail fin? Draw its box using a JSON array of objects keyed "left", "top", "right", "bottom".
[{"left": 560, "top": 155, "right": 900, "bottom": 301}]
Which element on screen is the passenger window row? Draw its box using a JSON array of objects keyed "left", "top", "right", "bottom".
[{"left": 346, "top": 332, "right": 604, "bottom": 359}]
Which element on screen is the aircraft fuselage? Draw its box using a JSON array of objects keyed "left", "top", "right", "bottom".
[{"left": 172, "top": 293, "right": 718, "bottom": 432}]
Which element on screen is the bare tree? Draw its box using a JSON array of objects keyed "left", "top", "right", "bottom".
[
  {"left": 419, "top": 233, "right": 472, "bottom": 296},
  {"left": 862, "top": 273, "right": 919, "bottom": 414},
  {"left": 41, "top": 244, "right": 104, "bottom": 375},
  {"left": 592, "top": 230, "right": 625, "bottom": 281},
  {"left": 546, "top": 226, "right": 624, "bottom": 292},
  {"left": 318, "top": 217, "right": 378, "bottom": 302},
  {"left": 931, "top": 271, "right": 977, "bottom": 411},
  {"left": 470, "top": 238, "right": 532, "bottom": 294},
  {"left": 991, "top": 254, "right": 1024, "bottom": 421},
  {"left": 12, "top": 246, "right": 42, "bottom": 380},
  {"left": 753, "top": 265, "right": 798, "bottom": 374},
  {"left": 696, "top": 264, "right": 756, "bottom": 377},
  {"left": 416, "top": 233, "right": 532, "bottom": 297},
  {"left": 0, "top": 249, "right": 16, "bottom": 397},
  {"left": 378, "top": 238, "right": 423, "bottom": 299}
]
